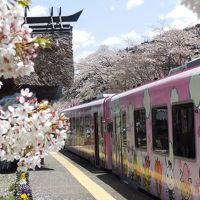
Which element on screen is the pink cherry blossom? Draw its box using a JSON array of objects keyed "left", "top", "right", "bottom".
[{"left": 0, "top": 89, "right": 69, "bottom": 171}]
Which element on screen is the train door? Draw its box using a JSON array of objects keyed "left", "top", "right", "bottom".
[
  {"left": 94, "top": 112, "right": 100, "bottom": 166},
  {"left": 120, "top": 110, "right": 128, "bottom": 182},
  {"left": 99, "top": 116, "right": 106, "bottom": 167},
  {"left": 112, "top": 115, "right": 119, "bottom": 174}
]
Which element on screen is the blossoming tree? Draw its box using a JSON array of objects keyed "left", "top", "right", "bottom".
[
  {"left": 0, "top": 0, "right": 50, "bottom": 85},
  {"left": 0, "top": 88, "right": 68, "bottom": 171},
  {"left": 0, "top": 0, "right": 67, "bottom": 170},
  {"left": 0, "top": 0, "right": 69, "bottom": 198}
]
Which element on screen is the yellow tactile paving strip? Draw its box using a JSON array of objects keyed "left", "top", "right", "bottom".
[{"left": 50, "top": 152, "right": 116, "bottom": 200}]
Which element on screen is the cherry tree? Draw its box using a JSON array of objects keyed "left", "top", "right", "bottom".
[
  {"left": 144, "top": 28, "right": 200, "bottom": 75},
  {"left": 73, "top": 46, "right": 120, "bottom": 100},
  {"left": 0, "top": 0, "right": 50, "bottom": 86},
  {"left": 72, "top": 26, "right": 200, "bottom": 102},
  {"left": 0, "top": 88, "right": 68, "bottom": 171},
  {"left": 116, "top": 49, "right": 160, "bottom": 87},
  {"left": 73, "top": 45, "right": 150, "bottom": 100},
  {"left": 0, "top": 0, "right": 68, "bottom": 168},
  {"left": 76, "top": 46, "right": 118, "bottom": 84},
  {"left": 0, "top": 0, "right": 68, "bottom": 198}
]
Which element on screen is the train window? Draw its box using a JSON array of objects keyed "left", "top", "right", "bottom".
[
  {"left": 172, "top": 103, "right": 195, "bottom": 159},
  {"left": 134, "top": 109, "right": 147, "bottom": 149},
  {"left": 152, "top": 106, "right": 169, "bottom": 153}
]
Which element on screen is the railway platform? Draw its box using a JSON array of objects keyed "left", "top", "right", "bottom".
[{"left": 28, "top": 149, "right": 154, "bottom": 200}]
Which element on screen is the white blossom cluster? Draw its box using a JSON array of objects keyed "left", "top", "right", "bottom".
[
  {"left": 0, "top": 0, "right": 39, "bottom": 85},
  {"left": 0, "top": 88, "right": 69, "bottom": 171}
]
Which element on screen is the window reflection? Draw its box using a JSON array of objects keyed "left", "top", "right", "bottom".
[
  {"left": 172, "top": 103, "right": 195, "bottom": 159},
  {"left": 134, "top": 109, "right": 147, "bottom": 149},
  {"left": 152, "top": 107, "right": 169, "bottom": 153}
]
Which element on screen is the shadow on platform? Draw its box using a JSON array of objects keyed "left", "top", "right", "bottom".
[
  {"left": 0, "top": 169, "right": 16, "bottom": 174},
  {"left": 0, "top": 160, "right": 18, "bottom": 174},
  {"left": 60, "top": 149, "right": 155, "bottom": 200},
  {"left": 34, "top": 166, "right": 54, "bottom": 171}
]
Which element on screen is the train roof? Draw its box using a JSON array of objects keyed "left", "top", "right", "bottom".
[
  {"left": 111, "top": 63, "right": 200, "bottom": 102},
  {"left": 61, "top": 98, "right": 106, "bottom": 112}
]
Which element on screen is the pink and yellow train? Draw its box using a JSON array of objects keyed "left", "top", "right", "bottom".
[{"left": 62, "top": 57, "right": 200, "bottom": 200}]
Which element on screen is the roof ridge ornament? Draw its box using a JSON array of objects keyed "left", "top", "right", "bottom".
[{"left": 24, "top": 7, "right": 83, "bottom": 34}]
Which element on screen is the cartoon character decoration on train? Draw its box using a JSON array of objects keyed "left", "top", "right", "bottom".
[
  {"left": 143, "top": 155, "right": 151, "bottom": 191},
  {"left": 132, "top": 151, "right": 141, "bottom": 185},
  {"left": 195, "top": 168, "right": 200, "bottom": 197},
  {"left": 189, "top": 74, "right": 200, "bottom": 108},
  {"left": 154, "top": 158, "right": 163, "bottom": 197},
  {"left": 128, "top": 144, "right": 135, "bottom": 180},
  {"left": 127, "top": 103, "right": 134, "bottom": 180},
  {"left": 111, "top": 99, "right": 121, "bottom": 170},
  {"left": 143, "top": 89, "right": 150, "bottom": 119},
  {"left": 123, "top": 150, "right": 128, "bottom": 178},
  {"left": 166, "top": 142, "right": 175, "bottom": 200},
  {"left": 115, "top": 101, "right": 121, "bottom": 166},
  {"left": 170, "top": 87, "right": 179, "bottom": 105},
  {"left": 166, "top": 160, "right": 175, "bottom": 200},
  {"left": 180, "top": 163, "right": 192, "bottom": 200},
  {"left": 99, "top": 137, "right": 105, "bottom": 166}
]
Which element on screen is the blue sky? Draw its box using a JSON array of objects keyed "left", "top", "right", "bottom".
[{"left": 29, "top": 0, "right": 200, "bottom": 61}]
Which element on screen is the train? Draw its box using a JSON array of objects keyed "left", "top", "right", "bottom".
[{"left": 62, "top": 57, "right": 200, "bottom": 200}]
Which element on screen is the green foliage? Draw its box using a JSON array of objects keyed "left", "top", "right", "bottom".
[
  {"left": 8, "top": 183, "right": 15, "bottom": 193},
  {"left": 34, "top": 36, "right": 51, "bottom": 49},
  {"left": 81, "top": 90, "right": 91, "bottom": 98},
  {"left": 0, "top": 183, "right": 15, "bottom": 200},
  {"left": 15, "top": 35, "right": 51, "bottom": 61},
  {"left": 0, "top": 196, "right": 15, "bottom": 200},
  {"left": 17, "top": 0, "right": 31, "bottom": 7}
]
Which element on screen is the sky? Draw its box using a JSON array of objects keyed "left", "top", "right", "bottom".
[{"left": 28, "top": 0, "right": 200, "bottom": 61}]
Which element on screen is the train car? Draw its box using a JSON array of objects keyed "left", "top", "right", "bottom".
[
  {"left": 109, "top": 57, "right": 200, "bottom": 199},
  {"left": 62, "top": 95, "right": 113, "bottom": 169}
]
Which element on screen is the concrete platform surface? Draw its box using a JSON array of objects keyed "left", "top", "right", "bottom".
[{"left": 29, "top": 149, "right": 154, "bottom": 200}]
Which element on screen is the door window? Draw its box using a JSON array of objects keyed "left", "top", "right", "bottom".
[
  {"left": 134, "top": 109, "right": 147, "bottom": 149},
  {"left": 172, "top": 103, "right": 195, "bottom": 159},
  {"left": 152, "top": 106, "right": 169, "bottom": 153}
]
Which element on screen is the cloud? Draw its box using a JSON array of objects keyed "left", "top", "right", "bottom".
[
  {"left": 144, "top": 30, "right": 159, "bottom": 38},
  {"left": 109, "top": 5, "right": 116, "bottom": 11},
  {"left": 160, "top": 4, "right": 200, "bottom": 29},
  {"left": 74, "top": 30, "right": 142, "bottom": 60},
  {"left": 74, "top": 50, "right": 95, "bottom": 62},
  {"left": 102, "top": 36, "right": 122, "bottom": 46},
  {"left": 73, "top": 29, "right": 98, "bottom": 61},
  {"left": 27, "top": 6, "right": 48, "bottom": 17},
  {"left": 73, "top": 29, "right": 96, "bottom": 50},
  {"left": 123, "top": 31, "right": 142, "bottom": 42},
  {"left": 101, "top": 31, "right": 142, "bottom": 47},
  {"left": 126, "top": 0, "right": 144, "bottom": 10}
]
